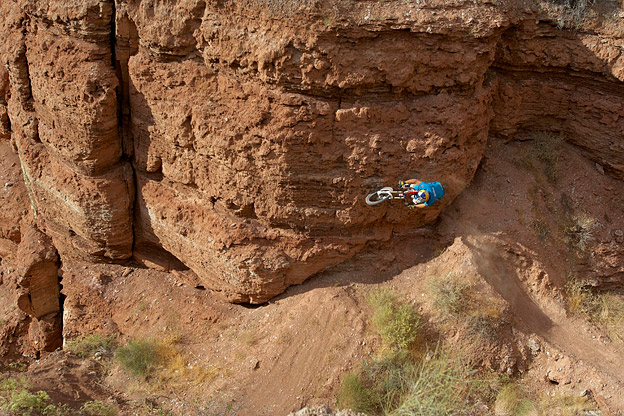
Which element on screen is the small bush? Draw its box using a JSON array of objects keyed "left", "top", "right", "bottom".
[
  {"left": 554, "top": 0, "right": 593, "bottom": 29},
  {"left": 338, "top": 348, "right": 487, "bottom": 416},
  {"left": 115, "top": 338, "right": 165, "bottom": 380},
  {"left": 66, "top": 334, "right": 117, "bottom": 359},
  {"left": 564, "top": 213, "right": 596, "bottom": 253},
  {"left": 513, "top": 132, "right": 563, "bottom": 183},
  {"left": 5, "top": 362, "right": 28, "bottom": 372},
  {"left": 116, "top": 336, "right": 216, "bottom": 386},
  {"left": 80, "top": 400, "right": 117, "bottom": 416},
  {"left": 1, "top": 389, "right": 67, "bottom": 416},
  {"left": 388, "top": 348, "right": 483, "bottom": 416},
  {"left": 533, "top": 132, "right": 563, "bottom": 182},
  {"left": 532, "top": 219, "right": 550, "bottom": 240},
  {"left": 336, "top": 372, "right": 376, "bottom": 414},
  {"left": 566, "top": 279, "right": 593, "bottom": 315},
  {"left": 0, "top": 377, "right": 29, "bottom": 392},
  {"left": 337, "top": 352, "right": 416, "bottom": 415},
  {"left": 466, "top": 313, "right": 500, "bottom": 341},
  {"left": 426, "top": 274, "right": 471, "bottom": 315},
  {"left": 367, "top": 289, "right": 420, "bottom": 351},
  {"left": 2, "top": 390, "right": 51, "bottom": 415}
]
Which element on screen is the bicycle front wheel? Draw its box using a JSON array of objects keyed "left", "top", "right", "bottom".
[{"left": 365, "top": 190, "right": 393, "bottom": 206}]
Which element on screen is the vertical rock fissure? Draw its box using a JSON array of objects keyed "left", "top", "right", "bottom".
[
  {"left": 57, "top": 268, "right": 66, "bottom": 347},
  {"left": 110, "top": 0, "right": 117, "bottom": 70},
  {"left": 21, "top": 50, "right": 33, "bottom": 106},
  {"left": 110, "top": 1, "right": 140, "bottom": 255}
]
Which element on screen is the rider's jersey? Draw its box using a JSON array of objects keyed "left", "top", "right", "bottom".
[{"left": 413, "top": 182, "right": 445, "bottom": 206}]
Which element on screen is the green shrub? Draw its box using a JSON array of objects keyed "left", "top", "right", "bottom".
[
  {"left": 336, "top": 372, "right": 375, "bottom": 414},
  {"left": 426, "top": 274, "right": 471, "bottom": 315},
  {"left": 338, "top": 348, "right": 486, "bottom": 416},
  {"left": 66, "top": 334, "right": 117, "bottom": 359},
  {"left": 7, "top": 362, "right": 28, "bottom": 372},
  {"left": 1, "top": 389, "right": 67, "bottom": 416},
  {"left": 0, "top": 377, "right": 69, "bottom": 416},
  {"left": 367, "top": 289, "right": 420, "bottom": 351},
  {"left": 337, "top": 352, "right": 415, "bottom": 415},
  {"left": 3, "top": 390, "right": 51, "bottom": 415},
  {"left": 80, "top": 400, "right": 117, "bottom": 416},
  {"left": 0, "top": 377, "right": 28, "bottom": 391},
  {"left": 388, "top": 348, "right": 482, "bottom": 416},
  {"left": 115, "top": 338, "right": 164, "bottom": 380}
]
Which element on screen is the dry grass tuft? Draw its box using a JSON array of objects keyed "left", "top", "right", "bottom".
[
  {"left": 564, "top": 213, "right": 597, "bottom": 253},
  {"left": 426, "top": 273, "right": 471, "bottom": 316},
  {"left": 566, "top": 278, "right": 624, "bottom": 343},
  {"left": 513, "top": 132, "right": 564, "bottom": 184},
  {"left": 539, "top": 392, "right": 594, "bottom": 416},
  {"left": 495, "top": 384, "right": 538, "bottom": 416}
]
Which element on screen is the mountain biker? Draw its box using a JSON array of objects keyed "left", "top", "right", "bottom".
[{"left": 398, "top": 179, "right": 445, "bottom": 209}]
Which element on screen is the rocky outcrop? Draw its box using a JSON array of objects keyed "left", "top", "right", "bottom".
[
  {"left": 3, "top": 0, "right": 134, "bottom": 262},
  {"left": 1, "top": 225, "right": 62, "bottom": 355},
  {"left": 490, "top": 19, "right": 624, "bottom": 177},
  {"left": 121, "top": 0, "right": 503, "bottom": 302},
  {"left": 1, "top": 0, "right": 623, "bottom": 303},
  {"left": 15, "top": 226, "right": 60, "bottom": 320}
]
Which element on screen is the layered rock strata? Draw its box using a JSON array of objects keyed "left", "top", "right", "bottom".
[
  {"left": 490, "top": 19, "right": 624, "bottom": 177},
  {"left": 0, "top": 0, "right": 623, "bottom": 303}
]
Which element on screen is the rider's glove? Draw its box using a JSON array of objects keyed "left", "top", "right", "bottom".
[
  {"left": 408, "top": 205, "right": 416, "bottom": 209},
  {"left": 398, "top": 180, "right": 405, "bottom": 189}
]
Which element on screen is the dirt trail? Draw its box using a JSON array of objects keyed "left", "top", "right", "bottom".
[{"left": 468, "top": 239, "right": 624, "bottom": 410}]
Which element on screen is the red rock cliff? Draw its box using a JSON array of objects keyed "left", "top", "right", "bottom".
[{"left": 1, "top": 0, "right": 623, "bottom": 304}]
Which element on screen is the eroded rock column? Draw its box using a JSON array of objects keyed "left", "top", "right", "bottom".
[{"left": 4, "top": 0, "right": 134, "bottom": 262}]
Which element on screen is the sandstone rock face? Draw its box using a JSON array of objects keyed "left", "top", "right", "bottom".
[
  {"left": 14, "top": 226, "right": 60, "bottom": 319},
  {"left": 2, "top": 0, "right": 134, "bottom": 262},
  {"left": 124, "top": 0, "right": 500, "bottom": 302},
  {"left": 1, "top": 225, "right": 62, "bottom": 354},
  {"left": 1, "top": 0, "right": 623, "bottom": 302},
  {"left": 490, "top": 20, "right": 624, "bottom": 178}
]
